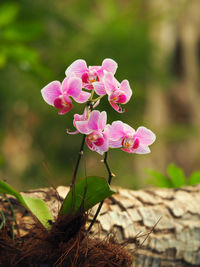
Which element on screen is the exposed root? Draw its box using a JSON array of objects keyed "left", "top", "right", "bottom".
[{"left": 0, "top": 213, "right": 133, "bottom": 267}]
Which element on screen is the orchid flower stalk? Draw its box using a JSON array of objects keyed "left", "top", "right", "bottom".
[{"left": 39, "top": 58, "right": 156, "bottom": 232}]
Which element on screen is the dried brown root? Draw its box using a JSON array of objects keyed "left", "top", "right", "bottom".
[{"left": 0, "top": 213, "right": 133, "bottom": 267}]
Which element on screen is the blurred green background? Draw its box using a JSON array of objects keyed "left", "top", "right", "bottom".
[{"left": 0, "top": 0, "right": 200, "bottom": 191}]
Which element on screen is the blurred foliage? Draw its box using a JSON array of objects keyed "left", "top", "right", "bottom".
[
  {"left": 147, "top": 163, "right": 200, "bottom": 188},
  {"left": 0, "top": 2, "right": 46, "bottom": 74}
]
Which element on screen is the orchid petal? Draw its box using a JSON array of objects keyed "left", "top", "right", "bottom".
[
  {"left": 96, "top": 68, "right": 104, "bottom": 78},
  {"left": 61, "top": 77, "right": 69, "bottom": 93},
  {"left": 66, "top": 129, "right": 79, "bottom": 135},
  {"left": 41, "top": 81, "right": 61, "bottom": 106},
  {"left": 63, "top": 94, "right": 72, "bottom": 105},
  {"left": 76, "top": 121, "right": 91, "bottom": 134},
  {"left": 135, "top": 127, "right": 156, "bottom": 146},
  {"left": 73, "top": 108, "right": 89, "bottom": 130},
  {"left": 98, "top": 111, "right": 107, "bottom": 131},
  {"left": 82, "top": 107, "right": 88, "bottom": 118},
  {"left": 88, "top": 110, "right": 100, "bottom": 131},
  {"left": 88, "top": 133, "right": 109, "bottom": 155},
  {"left": 103, "top": 124, "right": 111, "bottom": 135},
  {"left": 121, "top": 147, "right": 133, "bottom": 153},
  {"left": 123, "top": 123, "right": 135, "bottom": 135},
  {"left": 120, "top": 80, "right": 132, "bottom": 103},
  {"left": 107, "top": 121, "right": 124, "bottom": 140},
  {"left": 93, "top": 82, "right": 106, "bottom": 96},
  {"left": 58, "top": 105, "right": 72, "bottom": 115},
  {"left": 63, "top": 77, "right": 82, "bottom": 97},
  {"left": 109, "top": 139, "right": 122, "bottom": 148},
  {"left": 135, "top": 146, "right": 151, "bottom": 154},
  {"left": 74, "top": 114, "right": 83, "bottom": 122},
  {"left": 89, "top": 66, "right": 101, "bottom": 72},
  {"left": 74, "top": 109, "right": 87, "bottom": 122},
  {"left": 109, "top": 100, "right": 124, "bottom": 113},
  {"left": 86, "top": 138, "right": 95, "bottom": 151},
  {"left": 72, "top": 91, "right": 91, "bottom": 103},
  {"left": 103, "top": 72, "right": 118, "bottom": 95},
  {"left": 96, "top": 133, "right": 109, "bottom": 154},
  {"left": 65, "top": 59, "right": 88, "bottom": 77},
  {"left": 102, "top": 58, "right": 118, "bottom": 75}
]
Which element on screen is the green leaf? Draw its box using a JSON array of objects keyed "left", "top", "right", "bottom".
[
  {"left": 167, "top": 163, "right": 186, "bottom": 188},
  {"left": 147, "top": 169, "right": 172, "bottom": 188},
  {"left": 22, "top": 195, "right": 53, "bottom": 229},
  {"left": 188, "top": 171, "right": 200, "bottom": 186},
  {"left": 0, "top": 3, "right": 19, "bottom": 27},
  {"left": 0, "top": 180, "right": 53, "bottom": 229},
  {"left": 60, "top": 176, "right": 115, "bottom": 216},
  {"left": 0, "top": 180, "right": 26, "bottom": 205}
]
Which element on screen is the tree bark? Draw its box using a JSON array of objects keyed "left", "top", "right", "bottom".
[{"left": 1, "top": 184, "right": 200, "bottom": 266}]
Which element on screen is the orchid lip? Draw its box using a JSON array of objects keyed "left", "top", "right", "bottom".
[
  {"left": 82, "top": 69, "right": 100, "bottom": 85},
  {"left": 81, "top": 72, "right": 89, "bottom": 83},
  {"left": 110, "top": 92, "right": 126, "bottom": 104},
  {"left": 122, "top": 136, "right": 140, "bottom": 150},
  {"left": 54, "top": 94, "right": 72, "bottom": 110},
  {"left": 94, "top": 137, "right": 104, "bottom": 146},
  {"left": 87, "top": 132, "right": 104, "bottom": 147},
  {"left": 54, "top": 98, "right": 63, "bottom": 109}
]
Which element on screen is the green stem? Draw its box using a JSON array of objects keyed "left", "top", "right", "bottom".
[
  {"left": 104, "top": 152, "right": 114, "bottom": 184},
  {"left": 91, "top": 95, "right": 104, "bottom": 102},
  {"left": 89, "top": 90, "right": 95, "bottom": 101},
  {"left": 68, "top": 134, "right": 86, "bottom": 213},
  {"left": 86, "top": 152, "right": 114, "bottom": 234},
  {"left": 70, "top": 134, "right": 86, "bottom": 189}
]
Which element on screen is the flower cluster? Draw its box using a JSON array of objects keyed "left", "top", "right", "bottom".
[{"left": 41, "top": 59, "right": 155, "bottom": 155}]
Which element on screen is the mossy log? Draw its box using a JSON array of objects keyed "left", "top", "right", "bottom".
[{"left": 1, "top": 184, "right": 200, "bottom": 267}]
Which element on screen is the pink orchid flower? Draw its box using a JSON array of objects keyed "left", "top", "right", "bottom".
[
  {"left": 41, "top": 76, "right": 90, "bottom": 115},
  {"left": 66, "top": 108, "right": 89, "bottom": 135},
  {"left": 99, "top": 72, "right": 132, "bottom": 113},
  {"left": 75, "top": 110, "right": 109, "bottom": 155},
  {"left": 65, "top": 58, "right": 118, "bottom": 91},
  {"left": 106, "top": 121, "right": 156, "bottom": 154}
]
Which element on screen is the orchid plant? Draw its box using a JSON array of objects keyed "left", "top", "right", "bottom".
[{"left": 0, "top": 58, "right": 155, "bottom": 233}]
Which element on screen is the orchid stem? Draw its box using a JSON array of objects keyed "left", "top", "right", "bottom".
[
  {"left": 104, "top": 152, "right": 114, "bottom": 184},
  {"left": 70, "top": 134, "right": 86, "bottom": 189},
  {"left": 91, "top": 95, "right": 104, "bottom": 102},
  {"left": 86, "top": 152, "right": 114, "bottom": 234}
]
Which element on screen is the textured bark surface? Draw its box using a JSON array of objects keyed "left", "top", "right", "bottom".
[{"left": 1, "top": 184, "right": 200, "bottom": 267}]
